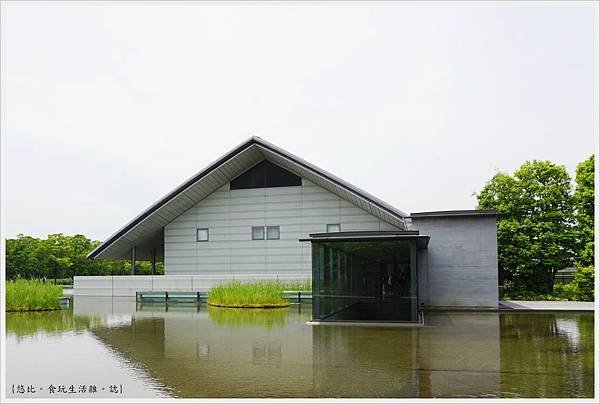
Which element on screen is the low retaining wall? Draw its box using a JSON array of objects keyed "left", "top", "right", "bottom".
[{"left": 74, "top": 274, "right": 311, "bottom": 297}]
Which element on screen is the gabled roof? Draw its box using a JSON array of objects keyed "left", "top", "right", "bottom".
[{"left": 88, "top": 136, "right": 408, "bottom": 260}]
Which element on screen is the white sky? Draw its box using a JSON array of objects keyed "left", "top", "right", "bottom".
[{"left": 2, "top": 1, "right": 598, "bottom": 241}]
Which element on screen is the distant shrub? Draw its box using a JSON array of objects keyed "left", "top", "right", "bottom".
[
  {"left": 573, "top": 266, "right": 595, "bottom": 301},
  {"left": 553, "top": 282, "right": 578, "bottom": 300},
  {"left": 504, "top": 267, "right": 596, "bottom": 302}
]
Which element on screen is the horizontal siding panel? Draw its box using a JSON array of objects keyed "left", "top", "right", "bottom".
[
  {"left": 230, "top": 254, "right": 267, "bottom": 264},
  {"left": 266, "top": 263, "right": 303, "bottom": 272},
  {"left": 265, "top": 197, "right": 301, "bottom": 207},
  {"left": 229, "top": 263, "right": 268, "bottom": 272},
  {"left": 265, "top": 186, "right": 301, "bottom": 196},
  {"left": 302, "top": 208, "right": 340, "bottom": 218},
  {"left": 339, "top": 222, "right": 381, "bottom": 232},
  {"left": 166, "top": 257, "right": 197, "bottom": 265},
  {"left": 230, "top": 188, "right": 266, "bottom": 197},
  {"left": 165, "top": 251, "right": 196, "bottom": 259},
  {"left": 166, "top": 221, "right": 197, "bottom": 231},
  {"left": 165, "top": 176, "right": 392, "bottom": 275},
  {"left": 196, "top": 255, "right": 230, "bottom": 264},
  {"left": 229, "top": 219, "right": 268, "bottom": 227},
  {"left": 164, "top": 245, "right": 197, "bottom": 252},
  {"left": 196, "top": 205, "right": 230, "bottom": 214},
  {"left": 230, "top": 212, "right": 266, "bottom": 221}
]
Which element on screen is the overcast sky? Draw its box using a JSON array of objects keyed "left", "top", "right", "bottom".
[{"left": 2, "top": 1, "right": 598, "bottom": 241}]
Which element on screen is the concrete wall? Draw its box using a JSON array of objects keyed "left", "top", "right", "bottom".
[
  {"left": 73, "top": 274, "right": 310, "bottom": 297},
  {"left": 164, "top": 179, "right": 400, "bottom": 276},
  {"left": 411, "top": 215, "right": 499, "bottom": 309}
]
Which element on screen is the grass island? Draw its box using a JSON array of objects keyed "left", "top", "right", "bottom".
[
  {"left": 6, "top": 279, "right": 62, "bottom": 312},
  {"left": 207, "top": 280, "right": 309, "bottom": 308}
]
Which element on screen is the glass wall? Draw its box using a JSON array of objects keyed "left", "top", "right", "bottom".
[{"left": 312, "top": 239, "right": 417, "bottom": 322}]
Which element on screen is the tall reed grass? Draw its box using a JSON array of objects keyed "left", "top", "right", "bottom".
[
  {"left": 281, "top": 279, "right": 312, "bottom": 291},
  {"left": 208, "top": 281, "right": 289, "bottom": 308},
  {"left": 6, "top": 279, "right": 62, "bottom": 312}
]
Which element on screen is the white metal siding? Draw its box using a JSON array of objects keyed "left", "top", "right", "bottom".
[{"left": 164, "top": 179, "right": 402, "bottom": 276}]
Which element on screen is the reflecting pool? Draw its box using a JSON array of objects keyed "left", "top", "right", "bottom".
[{"left": 5, "top": 297, "right": 594, "bottom": 398}]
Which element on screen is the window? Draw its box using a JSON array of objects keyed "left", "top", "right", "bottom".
[
  {"left": 197, "top": 228, "right": 209, "bottom": 242},
  {"left": 252, "top": 226, "right": 280, "bottom": 240},
  {"left": 326, "top": 224, "right": 341, "bottom": 233},
  {"left": 266, "top": 226, "right": 280, "bottom": 240},
  {"left": 252, "top": 226, "right": 265, "bottom": 240}
]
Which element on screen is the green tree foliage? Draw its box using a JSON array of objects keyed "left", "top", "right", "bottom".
[
  {"left": 477, "top": 160, "right": 575, "bottom": 294},
  {"left": 5, "top": 234, "right": 163, "bottom": 280},
  {"left": 574, "top": 155, "right": 595, "bottom": 266}
]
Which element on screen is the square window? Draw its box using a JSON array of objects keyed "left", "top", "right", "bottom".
[
  {"left": 266, "top": 226, "right": 280, "bottom": 240},
  {"left": 252, "top": 226, "right": 265, "bottom": 240},
  {"left": 197, "top": 228, "right": 209, "bottom": 242},
  {"left": 326, "top": 224, "right": 340, "bottom": 233}
]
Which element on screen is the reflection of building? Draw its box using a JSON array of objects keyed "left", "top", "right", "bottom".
[
  {"left": 86, "top": 302, "right": 505, "bottom": 398},
  {"left": 416, "top": 313, "right": 501, "bottom": 397},
  {"left": 91, "top": 305, "right": 314, "bottom": 398},
  {"left": 83, "top": 137, "right": 499, "bottom": 322},
  {"left": 312, "top": 312, "right": 502, "bottom": 397},
  {"left": 312, "top": 325, "right": 420, "bottom": 397}
]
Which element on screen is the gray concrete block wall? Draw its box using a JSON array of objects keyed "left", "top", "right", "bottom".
[
  {"left": 74, "top": 274, "right": 311, "bottom": 297},
  {"left": 411, "top": 215, "right": 499, "bottom": 309}
]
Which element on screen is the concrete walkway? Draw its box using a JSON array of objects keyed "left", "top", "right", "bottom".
[{"left": 501, "top": 300, "right": 594, "bottom": 311}]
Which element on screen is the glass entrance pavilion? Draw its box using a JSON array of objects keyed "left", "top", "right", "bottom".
[{"left": 301, "top": 231, "right": 429, "bottom": 323}]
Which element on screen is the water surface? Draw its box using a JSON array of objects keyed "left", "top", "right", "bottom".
[{"left": 5, "top": 297, "right": 594, "bottom": 398}]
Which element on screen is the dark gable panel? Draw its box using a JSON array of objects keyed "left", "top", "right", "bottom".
[
  {"left": 265, "top": 160, "right": 302, "bottom": 187},
  {"left": 230, "top": 161, "right": 266, "bottom": 189},
  {"left": 230, "top": 160, "right": 301, "bottom": 190}
]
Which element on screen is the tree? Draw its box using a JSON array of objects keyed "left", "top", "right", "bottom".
[
  {"left": 5, "top": 233, "right": 164, "bottom": 279},
  {"left": 5, "top": 235, "right": 42, "bottom": 279},
  {"left": 33, "top": 234, "right": 74, "bottom": 280},
  {"left": 574, "top": 155, "right": 594, "bottom": 267},
  {"left": 477, "top": 160, "right": 575, "bottom": 294}
]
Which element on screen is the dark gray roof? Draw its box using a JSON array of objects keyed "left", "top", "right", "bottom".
[
  {"left": 410, "top": 209, "right": 499, "bottom": 219},
  {"left": 299, "top": 230, "right": 430, "bottom": 249}
]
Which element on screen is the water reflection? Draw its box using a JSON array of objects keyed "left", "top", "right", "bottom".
[
  {"left": 5, "top": 306, "right": 169, "bottom": 398},
  {"left": 499, "top": 312, "right": 594, "bottom": 398},
  {"left": 312, "top": 325, "right": 420, "bottom": 397},
  {"left": 6, "top": 310, "right": 102, "bottom": 340},
  {"left": 5, "top": 297, "right": 594, "bottom": 398},
  {"left": 209, "top": 306, "right": 289, "bottom": 329},
  {"left": 91, "top": 303, "right": 313, "bottom": 397}
]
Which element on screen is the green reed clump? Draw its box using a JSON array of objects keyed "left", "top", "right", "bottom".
[
  {"left": 208, "top": 281, "right": 289, "bottom": 308},
  {"left": 6, "top": 279, "right": 62, "bottom": 312},
  {"left": 281, "top": 279, "right": 312, "bottom": 291}
]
